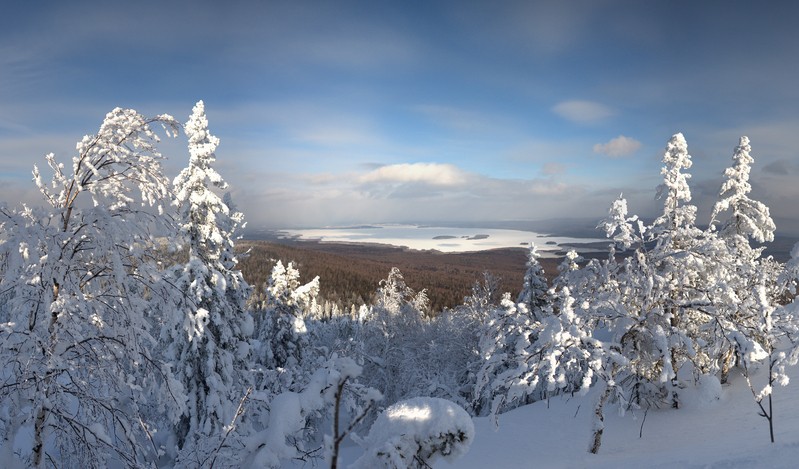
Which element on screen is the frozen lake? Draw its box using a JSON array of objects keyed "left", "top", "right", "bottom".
[{"left": 278, "top": 224, "right": 608, "bottom": 255}]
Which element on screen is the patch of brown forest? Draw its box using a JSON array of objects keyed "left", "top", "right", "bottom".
[{"left": 237, "top": 239, "right": 563, "bottom": 313}]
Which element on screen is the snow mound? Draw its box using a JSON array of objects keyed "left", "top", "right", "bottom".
[{"left": 352, "top": 397, "right": 474, "bottom": 468}]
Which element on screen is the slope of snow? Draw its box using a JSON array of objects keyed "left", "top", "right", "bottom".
[
  {"left": 324, "top": 366, "right": 799, "bottom": 468},
  {"left": 433, "top": 369, "right": 799, "bottom": 469}
]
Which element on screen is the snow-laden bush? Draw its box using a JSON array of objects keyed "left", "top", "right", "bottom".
[
  {"left": 352, "top": 397, "right": 474, "bottom": 469},
  {"left": 0, "top": 107, "right": 182, "bottom": 468},
  {"left": 241, "top": 356, "right": 380, "bottom": 469}
]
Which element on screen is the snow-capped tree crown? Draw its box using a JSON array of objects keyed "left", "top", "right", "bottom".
[
  {"left": 173, "top": 100, "right": 244, "bottom": 269},
  {"left": 33, "top": 108, "right": 178, "bottom": 230},
  {"left": 517, "top": 243, "right": 552, "bottom": 321},
  {"left": 710, "top": 136, "right": 775, "bottom": 243},
  {"left": 654, "top": 132, "right": 697, "bottom": 231},
  {"left": 598, "top": 194, "right": 642, "bottom": 251}
]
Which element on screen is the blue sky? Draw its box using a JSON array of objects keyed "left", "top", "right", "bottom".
[{"left": 2, "top": 1, "right": 799, "bottom": 233}]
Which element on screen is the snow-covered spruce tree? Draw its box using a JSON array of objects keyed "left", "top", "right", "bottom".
[
  {"left": 710, "top": 136, "right": 775, "bottom": 247},
  {"left": 472, "top": 250, "right": 556, "bottom": 417},
  {"left": 597, "top": 134, "right": 731, "bottom": 410},
  {"left": 161, "top": 101, "right": 253, "bottom": 464},
  {"left": 473, "top": 283, "right": 604, "bottom": 424},
  {"left": 0, "top": 108, "right": 181, "bottom": 468},
  {"left": 517, "top": 243, "right": 552, "bottom": 322},
  {"left": 553, "top": 249, "right": 582, "bottom": 292},
  {"left": 255, "top": 260, "right": 320, "bottom": 373},
  {"left": 471, "top": 294, "right": 535, "bottom": 418},
  {"left": 705, "top": 136, "right": 779, "bottom": 383},
  {"left": 472, "top": 247, "right": 612, "bottom": 421}
]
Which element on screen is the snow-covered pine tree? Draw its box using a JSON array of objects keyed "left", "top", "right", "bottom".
[
  {"left": 162, "top": 101, "right": 253, "bottom": 463},
  {"left": 0, "top": 108, "right": 181, "bottom": 468}
]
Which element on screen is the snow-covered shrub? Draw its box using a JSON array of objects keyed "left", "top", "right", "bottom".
[
  {"left": 242, "top": 356, "right": 380, "bottom": 469},
  {"left": 352, "top": 397, "right": 474, "bottom": 469},
  {"left": 357, "top": 268, "right": 432, "bottom": 406}
]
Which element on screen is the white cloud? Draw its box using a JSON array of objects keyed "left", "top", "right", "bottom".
[
  {"left": 593, "top": 135, "right": 642, "bottom": 157},
  {"left": 359, "top": 163, "right": 469, "bottom": 186},
  {"left": 552, "top": 100, "right": 615, "bottom": 124}
]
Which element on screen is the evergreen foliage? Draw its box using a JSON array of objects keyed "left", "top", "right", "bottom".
[{"left": 160, "top": 101, "right": 253, "bottom": 463}]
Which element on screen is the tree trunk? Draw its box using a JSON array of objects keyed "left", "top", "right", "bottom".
[
  {"left": 33, "top": 280, "right": 62, "bottom": 467},
  {"left": 590, "top": 382, "right": 613, "bottom": 454}
]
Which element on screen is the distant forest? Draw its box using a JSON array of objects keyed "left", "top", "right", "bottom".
[{"left": 237, "top": 239, "right": 561, "bottom": 313}]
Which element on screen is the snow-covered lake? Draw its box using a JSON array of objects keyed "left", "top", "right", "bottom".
[{"left": 278, "top": 224, "right": 607, "bottom": 255}]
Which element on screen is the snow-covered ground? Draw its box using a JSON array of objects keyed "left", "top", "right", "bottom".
[
  {"left": 279, "top": 224, "right": 606, "bottom": 255},
  {"left": 329, "top": 366, "right": 799, "bottom": 468}
]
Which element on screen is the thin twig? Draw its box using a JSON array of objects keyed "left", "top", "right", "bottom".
[{"left": 208, "top": 387, "right": 252, "bottom": 469}]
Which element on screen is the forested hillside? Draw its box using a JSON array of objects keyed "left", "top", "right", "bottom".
[
  {"left": 238, "top": 239, "right": 560, "bottom": 313},
  {"left": 2, "top": 104, "right": 799, "bottom": 468}
]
